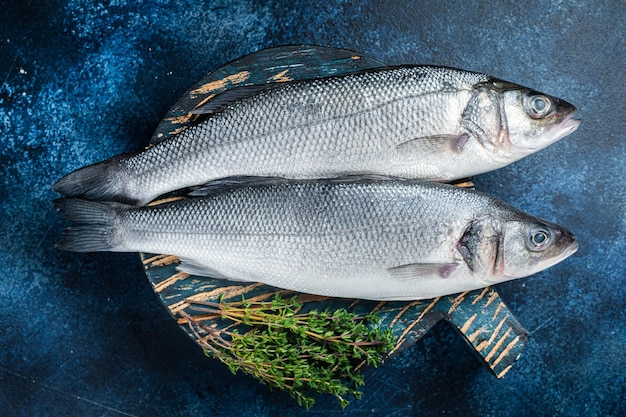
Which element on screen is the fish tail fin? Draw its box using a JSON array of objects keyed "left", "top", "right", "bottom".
[
  {"left": 54, "top": 198, "right": 129, "bottom": 252},
  {"left": 53, "top": 154, "right": 140, "bottom": 205}
]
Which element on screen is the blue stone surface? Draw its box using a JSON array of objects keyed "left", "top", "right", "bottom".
[{"left": 0, "top": 1, "right": 624, "bottom": 415}]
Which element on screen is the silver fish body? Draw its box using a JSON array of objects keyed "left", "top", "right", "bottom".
[
  {"left": 55, "top": 179, "right": 578, "bottom": 300},
  {"left": 53, "top": 66, "right": 579, "bottom": 206}
]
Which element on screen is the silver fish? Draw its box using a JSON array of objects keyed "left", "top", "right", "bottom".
[
  {"left": 54, "top": 179, "right": 578, "bottom": 301},
  {"left": 53, "top": 66, "right": 579, "bottom": 206}
]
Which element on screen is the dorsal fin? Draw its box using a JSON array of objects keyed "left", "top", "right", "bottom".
[{"left": 185, "top": 174, "right": 409, "bottom": 197}]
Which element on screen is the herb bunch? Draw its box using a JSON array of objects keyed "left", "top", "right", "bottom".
[{"left": 181, "top": 294, "right": 395, "bottom": 409}]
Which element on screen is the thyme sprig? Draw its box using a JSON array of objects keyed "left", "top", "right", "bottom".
[{"left": 180, "top": 294, "right": 395, "bottom": 409}]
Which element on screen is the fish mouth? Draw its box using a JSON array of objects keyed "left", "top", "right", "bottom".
[
  {"left": 559, "top": 112, "right": 581, "bottom": 135},
  {"left": 562, "top": 236, "right": 579, "bottom": 258},
  {"left": 545, "top": 112, "right": 581, "bottom": 143}
]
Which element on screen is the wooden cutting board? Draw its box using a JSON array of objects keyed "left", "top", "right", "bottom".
[{"left": 140, "top": 45, "right": 529, "bottom": 380}]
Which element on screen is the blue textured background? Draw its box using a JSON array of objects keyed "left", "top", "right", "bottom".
[{"left": 1, "top": 1, "right": 624, "bottom": 416}]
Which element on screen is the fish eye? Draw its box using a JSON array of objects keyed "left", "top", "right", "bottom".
[
  {"left": 526, "top": 95, "right": 552, "bottom": 119},
  {"left": 527, "top": 228, "right": 552, "bottom": 251}
]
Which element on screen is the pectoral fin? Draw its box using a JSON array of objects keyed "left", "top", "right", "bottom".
[
  {"left": 396, "top": 133, "right": 470, "bottom": 154},
  {"left": 388, "top": 262, "right": 459, "bottom": 281}
]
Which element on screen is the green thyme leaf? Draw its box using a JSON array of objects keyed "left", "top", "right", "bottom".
[{"left": 183, "top": 294, "right": 395, "bottom": 409}]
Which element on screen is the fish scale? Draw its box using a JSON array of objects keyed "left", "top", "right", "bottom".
[
  {"left": 54, "top": 65, "right": 578, "bottom": 206},
  {"left": 55, "top": 179, "right": 578, "bottom": 300}
]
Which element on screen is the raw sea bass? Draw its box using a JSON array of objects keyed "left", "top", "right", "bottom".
[
  {"left": 53, "top": 66, "right": 580, "bottom": 206},
  {"left": 55, "top": 179, "right": 578, "bottom": 301}
]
